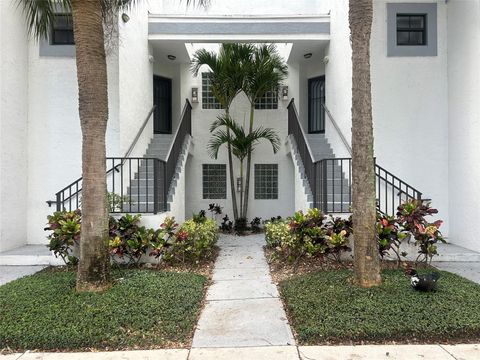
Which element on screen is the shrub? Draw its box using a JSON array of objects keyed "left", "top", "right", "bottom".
[
  {"left": 234, "top": 217, "right": 248, "bottom": 235},
  {"left": 250, "top": 217, "right": 262, "bottom": 233},
  {"left": 149, "top": 216, "right": 179, "bottom": 262},
  {"left": 396, "top": 199, "right": 445, "bottom": 263},
  {"left": 45, "top": 210, "right": 81, "bottom": 265},
  {"left": 265, "top": 209, "right": 351, "bottom": 264},
  {"left": 220, "top": 214, "right": 233, "bottom": 233},
  {"left": 164, "top": 218, "right": 218, "bottom": 264},
  {"left": 376, "top": 214, "right": 407, "bottom": 262}
]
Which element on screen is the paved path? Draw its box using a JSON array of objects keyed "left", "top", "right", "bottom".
[
  {"left": 2, "top": 344, "right": 479, "bottom": 359},
  {"left": 191, "top": 234, "right": 294, "bottom": 348},
  {"left": 0, "top": 266, "right": 46, "bottom": 286}
]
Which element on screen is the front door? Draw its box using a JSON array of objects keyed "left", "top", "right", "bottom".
[
  {"left": 153, "top": 76, "right": 172, "bottom": 134},
  {"left": 308, "top": 76, "right": 325, "bottom": 133}
]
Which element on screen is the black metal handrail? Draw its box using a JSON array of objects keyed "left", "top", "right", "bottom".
[
  {"left": 49, "top": 99, "right": 192, "bottom": 214},
  {"left": 165, "top": 99, "right": 192, "bottom": 193},
  {"left": 288, "top": 99, "right": 422, "bottom": 216},
  {"left": 53, "top": 157, "right": 168, "bottom": 214}
]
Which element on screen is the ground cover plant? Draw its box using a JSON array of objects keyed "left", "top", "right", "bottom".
[
  {"left": 0, "top": 268, "right": 207, "bottom": 351},
  {"left": 280, "top": 269, "right": 480, "bottom": 344}
]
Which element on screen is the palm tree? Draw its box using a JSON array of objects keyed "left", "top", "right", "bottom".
[
  {"left": 18, "top": 0, "right": 208, "bottom": 292},
  {"left": 208, "top": 115, "right": 280, "bottom": 214},
  {"left": 191, "top": 44, "right": 254, "bottom": 220},
  {"left": 349, "top": 0, "right": 382, "bottom": 287},
  {"left": 242, "top": 44, "right": 288, "bottom": 219}
]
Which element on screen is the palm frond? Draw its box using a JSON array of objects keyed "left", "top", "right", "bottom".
[
  {"left": 16, "top": 0, "right": 70, "bottom": 40},
  {"left": 207, "top": 129, "right": 231, "bottom": 159}
]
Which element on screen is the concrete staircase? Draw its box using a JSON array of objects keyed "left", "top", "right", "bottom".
[
  {"left": 127, "top": 134, "right": 189, "bottom": 212},
  {"left": 291, "top": 133, "right": 351, "bottom": 212}
]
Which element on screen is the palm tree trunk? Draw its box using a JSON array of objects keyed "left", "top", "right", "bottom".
[
  {"left": 349, "top": 0, "right": 381, "bottom": 288},
  {"left": 242, "top": 104, "right": 255, "bottom": 218},
  {"left": 226, "top": 109, "right": 239, "bottom": 220},
  {"left": 72, "top": 0, "right": 110, "bottom": 292},
  {"left": 239, "top": 158, "right": 244, "bottom": 219}
]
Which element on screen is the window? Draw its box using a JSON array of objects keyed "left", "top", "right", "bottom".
[
  {"left": 255, "top": 90, "right": 278, "bottom": 110},
  {"left": 202, "top": 164, "right": 227, "bottom": 199},
  {"left": 254, "top": 164, "right": 278, "bottom": 200},
  {"left": 202, "top": 73, "right": 223, "bottom": 109},
  {"left": 387, "top": 3, "right": 437, "bottom": 57},
  {"left": 51, "top": 14, "right": 74, "bottom": 45},
  {"left": 396, "top": 14, "right": 426, "bottom": 46}
]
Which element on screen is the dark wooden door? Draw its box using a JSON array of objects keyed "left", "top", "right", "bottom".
[
  {"left": 153, "top": 76, "right": 172, "bottom": 134},
  {"left": 308, "top": 76, "right": 326, "bottom": 133}
]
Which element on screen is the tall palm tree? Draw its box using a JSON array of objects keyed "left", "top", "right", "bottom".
[
  {"left": 191, "top": 44, "right": 253, "bottom": 219},
  {"left": 242, "top": 44, "right": 288, "bottom": 218},
  {"left": 208, "top": 115, "right": 280, "bottom": 213},
  {"left": 18, "top": 0, "right": 208, "bottom": 292},
  {"left": 349, "top": 0, "right": 382, "bottom": 287}
]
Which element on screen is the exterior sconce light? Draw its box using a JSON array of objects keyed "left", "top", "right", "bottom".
[
  {"left": 167, "top": 54, "right": 176, "bottom": 61},
  {"left": 191, "top": 88, "right": 198, "bottom": 103},
  {"left": 121, "top": 13, "right": 130, "bottom": 23},
  {"left": 237, "top": 177, "right": 242, "bottom": 193},
  {"left": 282, "top": 86, "right": 289, "bottom": 101},
  {"left": 304, "top": 52, "right": 312, "bottom": 59}
]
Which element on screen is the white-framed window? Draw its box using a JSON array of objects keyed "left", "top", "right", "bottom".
[
  {"left": 202, "top": 164, "right": 227, "bottom": 199},
  {"left": 254, "top": 164, "right": 278, "bottom": 199}
]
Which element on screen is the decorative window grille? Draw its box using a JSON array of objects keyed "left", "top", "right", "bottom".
[
  {"left": 254, "top": 164, "right": 278, "bottom": 199},
  {"left": 202, "top": 164, "right": 227, "bottom": 199},
  {"left": 202, "top": 73, "right": 223, "bottom": 109}
]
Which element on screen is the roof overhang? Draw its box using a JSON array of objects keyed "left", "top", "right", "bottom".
[{"left": 148, "top": 15, "right": 330, "bottom": 42}]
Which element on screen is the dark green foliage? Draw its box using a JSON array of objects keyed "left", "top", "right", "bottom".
[
  {"left": 250, "top": 217, "right": 262, "bottom": 233},
  {"left": 0, "top": 269, "right": 206, "bottom": 351},
  {"left": 281, "top": 269, "right": 480, "bottom": 344},
  {"left": 220, "top": 214, "right": 233, "bottom": 233},
  {"left": 234, "top": 217, "right": 248, "bottom": 235},
  {"left": 45, "top": 210, "right": 81, "bottom": 265}
]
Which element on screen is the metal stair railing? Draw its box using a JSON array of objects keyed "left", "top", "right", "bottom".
[{"left": 287, "top": 98, "right": 422, "bottom": 216}]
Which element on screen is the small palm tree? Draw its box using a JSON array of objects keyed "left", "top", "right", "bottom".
[
  {"left": 191, "top": 43, "right": 254, "bottom": 219},
  {"left": 242, "top": 44, "right": 288, "bottom": 218},
  {"left": 18, "top": 0, "right": 208, "bottom": 292},
  {"left": 208, "top": 115, "right": 280, "bottom": 215}
]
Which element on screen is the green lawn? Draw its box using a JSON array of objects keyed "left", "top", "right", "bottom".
[
  {"left": 0, "top": 269, "right": 207, "bottom": 351},
  {"left": 280, "top": 269, "right": 480, "bottom": 344}
]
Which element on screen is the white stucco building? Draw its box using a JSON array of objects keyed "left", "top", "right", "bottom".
[{"left": 0, "top": 0, "right": 479, "bottom": 254}]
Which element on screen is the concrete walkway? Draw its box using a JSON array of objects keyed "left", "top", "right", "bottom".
[
  {"left": 191, "top": 234, "right": 294, "bottom": 348},
  {"left": 2, "top": 344, "right": 479, "bottom": 359}
]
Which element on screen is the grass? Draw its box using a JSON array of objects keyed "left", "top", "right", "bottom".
[
  {"left": 280, "top": 269, "right": 480, "bottom": 344},
  {"left": 0, "top": 268, "right": 207, "bottom": 351}
]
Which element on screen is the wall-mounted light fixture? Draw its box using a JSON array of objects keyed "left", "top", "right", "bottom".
[
  {"left": 121, "top": 13, "right": 130, "bottom": 23},
  {"left": 282, "top": 86, "right": 289, "bottom": 101},
  {"left": 304, "top": 52, "right": 312, "bottom": 59},
  {"left": 191, "top": 87, "right": 198, "bottom": 103},
  {"left": 167, "top": 54, "right": 176, "bottom": 61}
]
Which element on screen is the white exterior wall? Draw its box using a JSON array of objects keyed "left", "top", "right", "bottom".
[
  {"left": 0, "top": 1, "right": 29, "bottom": 252},
  {"left": 185, "top": 80, "right": 295, "bottom": 221},
  {"left": 118, "top": 4, "right": 153, "bottom": 158},
  {"left": 371, "top": 0, "right": 449, "bottom": 235},
  {"left": 324, "top": 0, "right": 353, "bottom": 159},
  {"left": 447, "top": 0, "right": 480, "bottom": 251}
]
